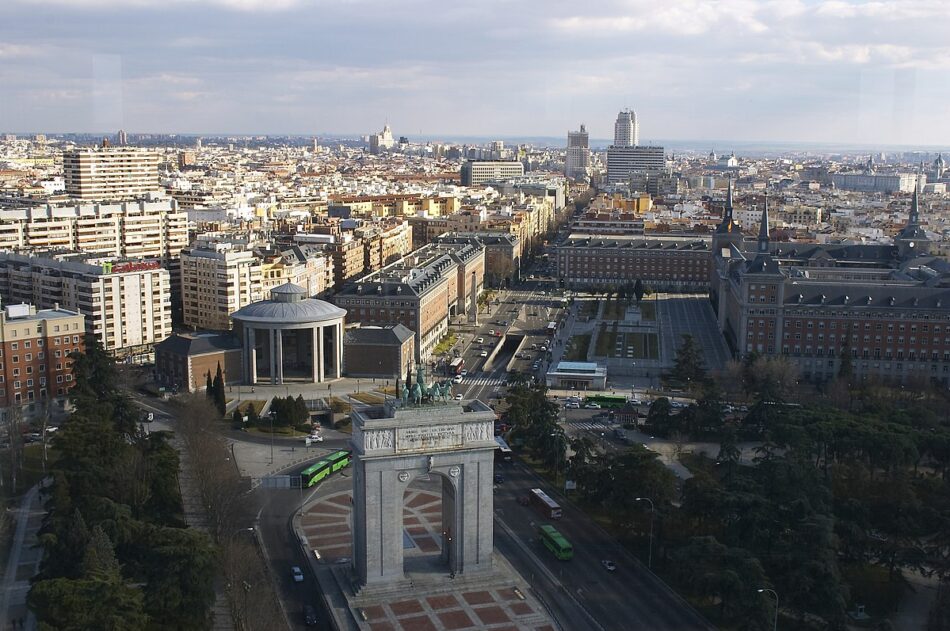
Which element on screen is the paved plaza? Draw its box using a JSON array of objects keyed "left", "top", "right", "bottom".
[{"left": 299, "top": 485, "right": 554, "bottom": 631}]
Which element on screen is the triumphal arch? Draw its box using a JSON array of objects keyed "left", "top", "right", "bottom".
[{"left": 350, "top": 388, "right": 497, "bottom": 588}]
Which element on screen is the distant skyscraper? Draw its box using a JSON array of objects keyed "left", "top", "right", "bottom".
[
  {"left": 369, "top": 124, "right": 395, "bottom": 154},
  {"left": 565, "top": 124, "right": 590, "bottom": 180},
  {"left": 614, "top": 109, "right": 639, "bottom": 147},
  {"left": 116, "top": 129, "right": 127, "bottom": 145},
  {"left": 606, "top": 145, "right": 665, "bottom": 185}
]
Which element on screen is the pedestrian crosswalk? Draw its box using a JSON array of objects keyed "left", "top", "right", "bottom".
[
  {"left": 460, "top": 373, "right": 505, "bottom": 396},
  {"left": 566, "top": 420, "right": 617, "bottom": 432}
]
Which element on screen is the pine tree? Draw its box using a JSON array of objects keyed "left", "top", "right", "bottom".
[
  {"left": 212, "top": 363, "right": 226, "bottom": 415},
  {"left": 205, "top": 371, "right": 213, "bottom": 398}
]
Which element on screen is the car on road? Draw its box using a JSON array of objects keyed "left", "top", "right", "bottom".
[
  {"left": 303, "top": 434, "right": 323, "bottom": 443},
  {"left": 583, "top": 402, "right": 601, "bottom": 409},
  {"left": 629, "top": 398, "right": 642, "bottom": 406},
  {"left": 493, "top": 473, "right": 505, "bottom": 484},
  {"left": 303, "top": 604, "right": 319, "bottom": 626},
  {"left": 454, "top": 393, "right": 463, "bottom": 400},
  {"left": 452, "top": 375, "right": 463, "bottom": 383},
  {"left": 460, "top": 369, "right": 468, "bottom": 376},
  {"left": 500, "top": 320, "right": 508, "bottom": 327},
  {"left": 601, "top": 560, "right": 617, "bottom": 572},
  {"left": 565, "top": 402, "right": 580, "bottom": 409},
  {"left": 475, "top": 337, "right": 484, "bottom": 344},
  {"left": 291, "top": 566, "right": 305, "bottom": 583},
  {"left": 479, "top": 350, "right": 488, "bottom": 358},
  {"left": 488, "top": 329, "right": 495, "bottom": 336}
]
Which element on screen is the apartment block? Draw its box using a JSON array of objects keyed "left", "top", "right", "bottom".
[
  {"left": 0, "top": 200, "right": 189, "bottom": 261},
  {"left": 0, "top": 252, "right": 172, "bottom": 358},
  {"left": 435, "top": 232, "right": 521, "bottom": 288},
  {"left": 180, "top": 243, "right": 263, "bottom": 331},
  {"left": 329, "top": 237, "right": 366, "bottom": 290},
  {"left": 63, "top": 147, "right": 160, "bottom": 200},
  {"left": 0, "top": 303, "right": 85, "bottom": 418}
]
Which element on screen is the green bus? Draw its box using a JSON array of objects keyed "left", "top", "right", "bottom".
[
  {"left": 301, "top": 450, "right": 352, "bottom": 487},
  {"left": 538, "top": 524, "right": 573, "bottom": 560}
]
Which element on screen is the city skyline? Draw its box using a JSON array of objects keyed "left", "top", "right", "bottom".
[{"left": 2, "top": 0, "right": 950, "bottom": 145}]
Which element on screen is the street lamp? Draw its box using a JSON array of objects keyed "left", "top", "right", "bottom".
[
  {"left": 757, "top": 588, "right": 778, "bottom": 631},
  {"left": 635, "top": 497, "right": 654, "bottom": 569},
  {"left": 269, "top": 409, "right": 276, "bottom": 465}
]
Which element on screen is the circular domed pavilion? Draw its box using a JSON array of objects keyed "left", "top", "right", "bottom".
[{"left": 232, "top": 283, "right": 346, "bottom": 385}]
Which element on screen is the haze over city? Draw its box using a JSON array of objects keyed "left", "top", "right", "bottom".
[{"left": 3, "top": 0, "right": 950, "bottom": 145}]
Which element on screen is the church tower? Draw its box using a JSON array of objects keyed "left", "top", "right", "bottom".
[{"left": 895, "top": 183, "right": 931, "bottom": 259}]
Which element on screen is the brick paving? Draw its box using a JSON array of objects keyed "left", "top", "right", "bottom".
[{"left": 302, "top": 488, "right": 555, "bottom": 630}]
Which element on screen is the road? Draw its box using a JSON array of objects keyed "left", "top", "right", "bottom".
[{"left": 493, "top": 459, "right": 713, "bottom": 630}]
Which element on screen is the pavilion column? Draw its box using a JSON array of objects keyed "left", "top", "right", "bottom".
[
  {"left": 275, "top": 329, "right": 284, "bottom": 384},
  {"left": 247, "top": 327, "right": 257, "bottom": 384},
  {"left": 336, "top": 323, "right": 343, "bottom": 378},
  {"left": 318, "top": 326, "right": 321, "bottom": 383},
  {"left": 317, "top": 325, "right": 325, "bottom": 383},
  {"left": 269, "top": 329, "right": 277, "bottom": 385}
]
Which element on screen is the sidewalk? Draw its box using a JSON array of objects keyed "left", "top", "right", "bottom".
[{"left": 1, "top": 483, "right": 44, "bottom": 631}]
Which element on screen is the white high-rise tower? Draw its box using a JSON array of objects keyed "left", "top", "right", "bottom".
[{"left": 613, "top": 109, "right": 639, "bottom": 147}]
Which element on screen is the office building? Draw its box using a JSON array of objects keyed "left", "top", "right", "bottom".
[
  {"left": 333, "top": 242, "right": 485, "bottom": 361},
  {"left": 0, "top": 252, "right": 172, "bottom": 359},
  {"left": 565, "top": 124, "right": 591, "bottom": 180},
  {"left": 830, "top": 172, "right": 918, "bottom": 193},
  {"left": 0, "top": 303, "right": 85, "bottom": 417},
  {"left": 606, "top": 145, "right": 665, "bottom": 185},
  {"left": 369, "top": 124, "right": 395, "bottom": 154},
  {"left": 614, "top": 109, "right": 639, "bottom": 147},
  {"left": 0, "top": 200, "right": 189, "bottom": 262},
  {"left": 460, "top": 161, "right": 525, "bottom": 187},
  {"left": 63, "top": 147, "right": 160, "bottom": 201},
  {"left": 154, "top": 332, "right": 243, "bottom": 393}
]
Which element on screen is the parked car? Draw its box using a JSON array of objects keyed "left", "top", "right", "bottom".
[
  {"left": 480, "top": 350, "right": 488, "bottom": 358},
  {"left": 291, "top": 566, "right": 305, "bottom": 583}
]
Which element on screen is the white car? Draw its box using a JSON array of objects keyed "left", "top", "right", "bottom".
[
  {"left": 480, "top": 351, "right": 488, "bottom": 358},
  {"left": 488, "top": 329, "right": 496, "bottom": 336},
  {"left": 475, "top": 337, "right": 484, "bottom": 344},
  {"left": 454, "top": 393, "right": 464, "bottom": 400},
  {"left": 565, "top": 402, "right": 580, "bottom": 409},
  {"left": 460, "top": 369, "right": 468, "bottom": 376},
  {"left": 452, "top": 375, "right": 463, "bottom": 383},
  {"left": 291, "top": 566, "right": 304, "bottom": 583},
  {"left": 584, "top": 403, "right": 601, "bottom": 409}
]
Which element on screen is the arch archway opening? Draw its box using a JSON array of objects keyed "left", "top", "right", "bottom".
[{"left": 401, "top": 472, "right": 457, "bottom": 578}]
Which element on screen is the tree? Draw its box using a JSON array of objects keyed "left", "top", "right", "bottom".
[
  {"left": 205, "top": 371, "right": 213, "bottom": 399},
  {"left": 634, "top": 278, "right": 645, "bottom": 304},
  {"left": 647, "top": 397, "right": 672, "bottom": 435},
  {"left": 212, "top": 363, "right": 226, "bottom": 415},
  {"left": 232, "top": 408, "right": 243, "bottom": 427},
  {"left": 672, "top": 334, "right": 708, "bottom": 389}
]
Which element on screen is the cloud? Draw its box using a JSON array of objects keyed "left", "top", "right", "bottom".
[{"left": 15, "top": 0, "right": 303, "bottom": 10}]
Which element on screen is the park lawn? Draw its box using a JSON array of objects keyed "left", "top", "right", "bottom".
[
  {"left": 603, "top": 299, "right": 629, "bottom": 321},
  {"left": 350, "top": 392, "right": 385, "bottom": 405},
  {"left": 563, "top": 334, "right": 592, "bottom": 361},
  {"left": 375, "top": 386, "right": 397, "bottom": 396},
  {"left": 579, "top": 300, "right": 600, "bottom": 319},
  {"left": 433, "top": 333, "right": 458, "bottom": 356},
  {"left": 617, "top": 332, "right": 659, "bottom": 359},
  {"left": 595, "top": 325, "right": 618, "bottom": 356},
  {"left": 329, "top": 396, "right": 352, "bottom": 414},
  {"left": 247, "top": 425, "right": 301, "bottom": 437},
  {"left": 231, "top": 399, "right": 266, "bottom": 416}
]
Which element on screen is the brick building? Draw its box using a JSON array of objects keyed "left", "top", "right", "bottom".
[
  {"left": 0, "top": 303, "right": 85, "bottom": 418},
  {"left": 342, "top": 324, "right": 415, "bottom": 379},
  {"left": 556, "top": 234, "right": 710, "bottom": 291},
  {"left": 153, "top": 332, "right": 243, "bottom": 393},
  {"left": 712, "top": 184, "right": 950, "bottom": 385}
]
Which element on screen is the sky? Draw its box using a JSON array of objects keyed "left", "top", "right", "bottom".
[{"left": 2, "top": 0, "right": 950, "bottom": 146}]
